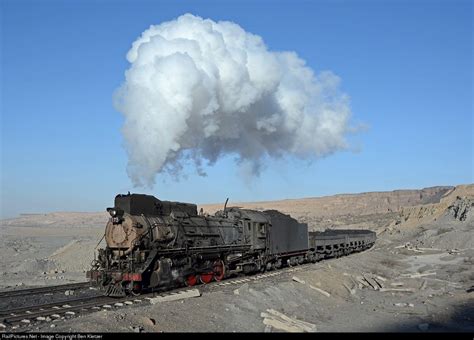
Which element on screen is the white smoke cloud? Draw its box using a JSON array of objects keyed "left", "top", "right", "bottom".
[{"left": 114, "top": 13, "right": 353, "bottom": 186}]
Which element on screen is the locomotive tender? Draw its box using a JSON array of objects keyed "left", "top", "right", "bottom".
[{"left": 87, "top": 193, "right": 376, "bottom": 296}]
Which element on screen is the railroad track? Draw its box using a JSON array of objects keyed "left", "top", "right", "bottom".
[
  {"left": 0, "top": 282, "right": 91, "bottom": 299},
  {"left": 0, "top": 263, "right": 314, "bottom": 329},
  {"left": 0, "top": 272, "right": 281, "bottom": 329},
  {"left": 0, "top": 287, "right": 195, "bottom": 329},
  {"left": 0, "top": 295, "right": 106, "bottom": 317},
  {"left": 1, "top": 296, "right": 130, "bottom": 328},
  {"left": 0, "top": 250, "right": 363, "bottom": 330}
]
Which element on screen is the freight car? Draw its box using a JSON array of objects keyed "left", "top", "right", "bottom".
[{"left": 87, "top": 193, "right": 375, "bottom": 296}]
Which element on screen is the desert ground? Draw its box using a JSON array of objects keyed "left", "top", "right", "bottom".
[{"left": 0, "top": 184, "right": 472, "bottom": 332}]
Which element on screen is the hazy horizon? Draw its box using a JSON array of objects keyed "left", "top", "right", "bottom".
[{"left": 3, "top": 182, "right": 472, "bottom": 219}]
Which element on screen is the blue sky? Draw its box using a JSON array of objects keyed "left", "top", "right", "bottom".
[{"left": 1, "top": 0, "right": 472, "bottom": 218}]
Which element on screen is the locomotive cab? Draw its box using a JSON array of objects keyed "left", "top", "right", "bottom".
[{"left": 225, "top": 208, "right": 269, "bottom": 251}]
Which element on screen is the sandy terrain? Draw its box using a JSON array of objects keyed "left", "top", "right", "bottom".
[
  {"left": 0, "top": 184, "right": 472, "bottom": 332},
  {"left": 0, "top": 213, "right": 106, "bottom": 287}
]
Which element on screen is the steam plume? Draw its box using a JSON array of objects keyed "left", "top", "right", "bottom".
[{"left": 114, "top": 14, "right": 353, "bottom": 186}]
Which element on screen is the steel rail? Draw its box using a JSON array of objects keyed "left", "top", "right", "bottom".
[{"left": 0, "top": 282, "right": 91, "bottom": 299}]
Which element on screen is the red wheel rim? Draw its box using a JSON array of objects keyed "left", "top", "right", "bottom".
[
  {"left": 213, "top": 260, "right": 225, "bottom": 281},
  {"left": 186, "top": 274, "right": 198, "bottom": 287},
  {"left": 200, "top": 272, "right": 213, "bottom": 284}
]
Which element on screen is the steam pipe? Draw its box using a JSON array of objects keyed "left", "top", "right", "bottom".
[{"left": 223, "top": 197, "right": 229, "bottom": 216}]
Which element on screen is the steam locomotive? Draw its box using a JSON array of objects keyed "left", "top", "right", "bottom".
[{"left": 87, "top": 193, "right": 376, "bottom": 296}]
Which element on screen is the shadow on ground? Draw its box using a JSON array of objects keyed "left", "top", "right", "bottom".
[{"left": 379, "top": 299, "right": 474, "bottom": 332}]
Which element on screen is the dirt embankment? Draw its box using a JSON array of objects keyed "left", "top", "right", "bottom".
[
  {"left": 391, "top": 184, "right": 474, "bottom": 228},
  {"left": 199, "top": 186, "right": 454, "bottom": 231},
  {"left": 200, "top": 186, "right": 453, "bottom": 216}
]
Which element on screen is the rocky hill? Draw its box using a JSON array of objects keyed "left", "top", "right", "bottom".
[
  {"left": 391, "top": 184, "right": 473, "bottom": 227},
  {"left": 199, "top": 186, "right": 455, "bottom": 231}
]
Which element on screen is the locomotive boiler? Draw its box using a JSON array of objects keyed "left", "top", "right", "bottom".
[{"left": 87, "top": 193, "right": 375, "bottom": 296}]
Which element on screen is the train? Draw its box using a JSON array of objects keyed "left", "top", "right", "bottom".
[{"left": 87, "top": 193, "right": 376, "bottom": 296}]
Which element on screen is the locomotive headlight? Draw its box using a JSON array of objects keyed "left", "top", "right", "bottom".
[
  {"left": 107, "top": 208, "right": 117, "bottom": 217},
  {"left": 107, "top": 207, "right": 125, "bottom": 225},
  {"left": 107, "top": 207, "right": 124, "bottom": 218}
]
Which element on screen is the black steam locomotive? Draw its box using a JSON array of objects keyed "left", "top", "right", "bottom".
[{"left": 87, "top": 193, "right": 376, "bottom": 296}]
